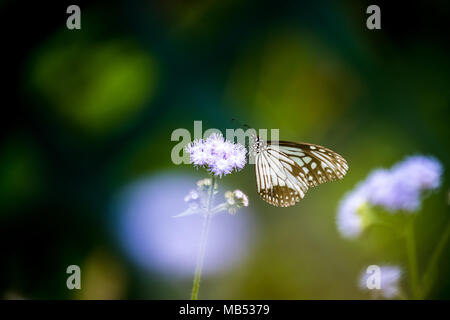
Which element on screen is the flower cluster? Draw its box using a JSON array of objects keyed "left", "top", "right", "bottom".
[
  {"left": 184, "top": 190, "right": 202, "bottom": 210},
  {"left": 359, "top": 265, "right": 402, "bottom": 299},
  {"left": 364, "top": 155, "right": 442, "bottom": 212},
  {"left": 225, "top": 190, "right": 249, "bottom": 214},
  {"left": 186, "top": 133, "right": 247, "bottom": 177},
  {"left": 182, "top": 133, "right": 249, "bottom": 299},
  {"left": 181, "top": 178, "right": 217, "bottom": 214},
  {"left": 336, "top": 191, "right": 368, "bottom": 238},
  {"left": 176, "top": 178, "right": 248, "bottom": 218},
  {"left": 337, "top": 155, "right": 442, "bottom": 238}
]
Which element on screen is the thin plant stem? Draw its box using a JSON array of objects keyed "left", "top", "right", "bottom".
[
  {"left": 422, "top": 220, "right": 450, "bottom": 298},
  {"left": 405, "top": 220, "right": 421, "bottom": 299},
  {"left": 190, "top": 175, "right": 215, "bottom": 300}
]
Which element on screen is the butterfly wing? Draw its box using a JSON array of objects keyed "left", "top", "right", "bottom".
[
  {"left": 255, "top": 150, "right": 307, "bottom": 207},
  {"left": 255, "top": 140, "right": 348, "bottom": 207},
  {"left": 275, "top": 141, "right": 349, "bottom": 187}
]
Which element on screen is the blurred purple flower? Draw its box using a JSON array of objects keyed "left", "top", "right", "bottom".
[
  {"left": 186, "top": 139, "right": 209, "bottom": 167},
  {"left": 362, "top": 169, "right": 420, "bottom": 212},
  {"left": 392, "top": 155, "right": 443, "bottom": 191},
  {"left": 337, "top": 155, "right": 442, "bottom": 237},
  {"left": 184, "top": 189, "right": 202, "bottom": 210},
  {"left": 367, "top": 156, "right": 442, "bottom": 212},
  {"left": 336, "top": 188, "right": 366, "bottom": 238},
  {"left": 114, "top": 173, "right": 252, "bottom": 277},
  {"left": 359, "top": 265, "right": 402, "bottom": 299},
  {"left": 185, "top": 133, "right": 247, "bottom": 178}
]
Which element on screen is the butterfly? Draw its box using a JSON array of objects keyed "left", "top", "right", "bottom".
[{"left": 249, "top": 135, "right": 348, "bottom": 207}]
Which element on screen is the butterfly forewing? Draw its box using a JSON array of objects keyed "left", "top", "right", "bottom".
[
  {"left": 275, "top": 141, "right": 348, "bottom": 186},
  {"left": 254, "top": 139, "right": 348, "bottom": 207}
]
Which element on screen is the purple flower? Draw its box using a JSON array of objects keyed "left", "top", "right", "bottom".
[
  {"left": 336, "top": 188, "right": 366, "bottom": 238},
  {"left": 337, "top": 155, "right": 443, "bottom": 237},
  {"left": 392, "top": 156, "right": 443, "bottom": 191},
  {"left": 346, "top": 155, "right": 442, "bottom": 215},
  {"left": 186, "top": 139, "right": 209, "bottom": 167},
  {"left": 368, "top": 156, "right": 442, "bottom": 212},
  {"left": 227, "top": 143, "right": 247, "bottom": 171},
  {"left": 209, "top": 158, "right": 233, "bottom": 177},
  {"left": 359, "top": 265, "right": 402, "bottom": 299},
  {"left": 185, "top": 133, "right": 247, "bottom": 177},
  {"left": 361, "top": 169, "right": 420, "bottom": 212}
]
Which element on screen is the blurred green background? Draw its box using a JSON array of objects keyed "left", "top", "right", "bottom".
[{"left": 1, "top": 0, "right": 449, "bottom": 299}]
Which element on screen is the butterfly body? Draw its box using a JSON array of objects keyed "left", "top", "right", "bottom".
[{"left": 250, "top": 135, "right": 348, "bottom": 207}]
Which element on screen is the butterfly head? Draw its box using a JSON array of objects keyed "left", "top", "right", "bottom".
[{"left": 249, "top": 134, "right": 267, "bottom": 156}]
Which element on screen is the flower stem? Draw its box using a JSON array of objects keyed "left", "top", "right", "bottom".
[
  {"left": 405, "top": 220, "right": 421, "bottom": 299},
  {"left": 422, "top": 220, "right": 450, "bottom": 298},
  {"left": 190, "top": 175, "right": 215, "bottom": 300}
]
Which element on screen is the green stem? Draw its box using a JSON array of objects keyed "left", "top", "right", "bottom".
[
  {"left": 422, "top": 220, "right": 450, "bottom": 298},
  {"left": 405, "top": 220, "right": 421, "bottom": 299},
  {"left": 211, "top": 203, "right": 229, "bottom": 215},
  {"left": 190, "top": 176, "right": 215, "bottom": 300}
]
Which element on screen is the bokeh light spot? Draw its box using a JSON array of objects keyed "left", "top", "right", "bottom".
[
  {"left": 28, "top": 34, "right": 158, "bottom": 135},
  {"left": 114, "top": 173, "right": 252, "bottom": 278}
]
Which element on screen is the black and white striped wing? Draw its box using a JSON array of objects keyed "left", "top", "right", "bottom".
[{"left": 255, "top": 141, "right": 348, "bottom": 207}]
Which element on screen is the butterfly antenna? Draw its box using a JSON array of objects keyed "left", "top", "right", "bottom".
[{"left": 231, "top": 118, "right": 251, "bottom": 130}]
